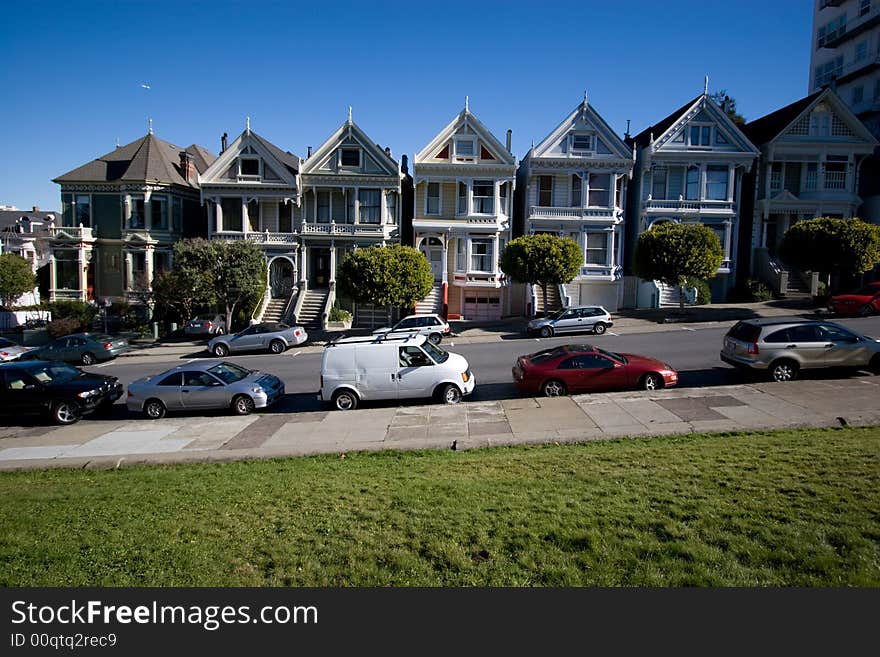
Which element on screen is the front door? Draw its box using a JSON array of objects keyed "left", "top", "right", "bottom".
[
  {"left": 311, "top": 248, "right": 331, "bottom": 287},
  {"left": 270, "top": 259, "right": 294, "bottom": 298}
]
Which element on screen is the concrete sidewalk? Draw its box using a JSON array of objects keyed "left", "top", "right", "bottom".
[{"left": 1, "top": 376, "right": 877, "bottom": 471}]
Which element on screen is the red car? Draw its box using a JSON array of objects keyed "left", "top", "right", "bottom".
[
  {"left": 828, "top": 282, "right": 880, "bottom": 317},
  {"left": 512, "top": 344, "right": 678, "bottom": 397}
]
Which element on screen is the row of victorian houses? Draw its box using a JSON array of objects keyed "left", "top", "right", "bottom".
[{"left": 11, "top": 84, "right": 876, "bottom": 329}]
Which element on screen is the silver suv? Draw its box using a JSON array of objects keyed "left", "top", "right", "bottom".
[
  {"left": 526, "top": 306, "right": 613, "bottom": 338},
  {"left": 721, "top": 318, "right": 880, "bottom": 381}
]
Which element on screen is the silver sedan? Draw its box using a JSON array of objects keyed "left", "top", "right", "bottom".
[
  {"left": 0, "top": 337, "right": 32, "bottom": 362},
  {"left": 126, "top": 360, "right": 286, "bottom": 419},
  {"left": 207, "top": 322, "right": 307, "bottom": 357}
]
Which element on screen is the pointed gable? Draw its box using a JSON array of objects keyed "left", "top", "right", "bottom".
[
  {"left": 415, "top": 107, "right": 515, "bottom": 167},
  {"left": 300, "top": 119, "right": 399, "bottom": 177},
  {"left": 199, "top": 129, "right": 299, "bottom": 187},
  {"left": 531, "top": 99, "right": 631, "bottom": 161}
]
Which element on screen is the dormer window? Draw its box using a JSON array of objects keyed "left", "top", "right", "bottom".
[
  {"left": 454, "top": 138, "right": 476, "bottom": 159},
  {"left": 341, "top": 148, "right": 361, "bottom": 167},
  {"left": 239, "top": 157, "right": 260, "bottom": 178},
  {"left": 571, "top": 134, "right": 593, "bottom": 152},
  {"left": 688, "top": 125, "right": 712, "bottom": 147}
]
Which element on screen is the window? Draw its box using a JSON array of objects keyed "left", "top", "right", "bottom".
[
  {"left": 399, "top": 346, "right": 432, "bottom": 368},
  {"left": 317, "top": 191, "right": 330, "bottom": 221},
  {"left": 689, "top": 125, "right": 712, "bottom": 147},
  {"left": 707, "top": 224, "right": 726, "bottom": 253},
  {"left": 457, "top": 182, "right": 467, "bottom": 214},
  {"left": 385, "top": 192, "right": 397, "bottom": 224},
  {"left": 769, "top": 163, "right": 783, "bottom": 193},
  {"left": 278, "top": 201, "right": 292, "bottom": 232},
  {"left": 426, "top": 182, "right": 440, "bottom": 215},
  {"left": 454, "top": 139, "right": 475, "bottom": 157},
  {"left": 651, "top": 168, "right": 667, "bottom": 199},
  {"left": 818, "top": 324, "right": 859, "bottom": 342},
  {"left": 764, "top": 329, "right": 790, "bottom": 343},
  {"left": 75, "top": 194, "right": 91, "bottom": 227},
  {"left": 855, "top": 40, "right": 869, "bottom": 63},
  {"left": 705, "top": 166, "right": 729, "bottom": 200},
  {"left": 55, "top": 251, "right": 78, "bottom": 289},
  {"left": 788, "top": 325, "right": 821, "bottom": 343},
  {"left": 824, "top": 157, "right": 847, "bottom": 189},
  {"left": 473, "top": 180, "right": 494, "bottom": 214},
  {"left": 239, "top": 158, "right": 259, "bottom": 177},
  {"left": 853, "top": 85, "right": 864, "bottom": 104},
  {"left": 588, "top": 173, "right": 610, "bottom": 207},
  {"left": 358, "top": 189, "right": 381, "bottom": 223},
  {"left": 470, "top": 238, "right": 493, "bottom": 272},
  {"left": 686, "top": 167, "right": 700, "bottom": 200},
  {"left": 247, "top": 199, "right": 259, "bottom": 231},
  {"left": 183, "top": 371, "right": 218, "bottom": 387},
  {"left": 129, "top": 195, "right": 145, "bottom": 229},
  {"left": 221, "top": 198, "right": 242, "bottom": 231},
  {"left": 151, "top": 195, "right": 168, "bottom": 230},
  {"left": 572, "top": 134, "right": 592, "bottom": 151},
  {"left": 538, "top": 176, "right": 553, "bottom": 206},
  {"left": 341, "top": 148, "right": 360, "bottom": 167},
  {"left": 158, "top": 373, "right": 183, "bottom": 387},
  {"left": 172, "top": 196, "right": 182, "bottom": 232},
  {"left": 571, "top": 174, "right": 582, "bottom": 207},
  {"left": 860, "top": 0, "right": 871, "bottom": 17},
  {"left": 585, "top": 232, "right": 608, "bottom": 265},
  {"left": 500, "top": 182, "right": 509, "bottom": 215},
  {"left": 456, "top": 238, "right": 466, "bottom": 270}
]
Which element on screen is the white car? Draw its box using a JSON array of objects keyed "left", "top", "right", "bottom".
[
  {"left": 372, "top": 313, "right": 450, "bottom": 344},
  {"left": 0, "top": 337, "right": 31, "bottom": 362},
  {"left": 320, "top": 333, "right": 474, "bottom": 410}
]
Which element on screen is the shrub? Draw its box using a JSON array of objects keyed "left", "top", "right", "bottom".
[
  {"left": 729, "top": 279, "right": 773, "bottom": 303},
  {"left": 44, "top": 301, "right": 99, "bottom": 329},
  {"left": 329, "top": 303, "right": 352, "bottom": 323},
  {"left": 686, "top": 278, "right": 712, "bottom": 305},
  {"left": 47, "top": 318, "right": 82, "bottom": 338}
]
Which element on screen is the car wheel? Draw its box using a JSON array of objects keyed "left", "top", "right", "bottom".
[
  {"left": 769, "top": 359, "right": 799, "bottom": 382},
  {"left": 143, "top": 399, "right": 166, "bottom": 420},
  {"left": 269, "top": 339, "right": 286, "bottom": 354},
  {"left": 594, "top": 323, "right": 607, "bottom": 335},
  {"left": 438, "top": 383, "right": 462, "bottom": 405},
  {"left": 858, "top": 304, "right": 875, "bottom": 317},
  {"left": 539, "top": 326, "right": 553, "bottom": 338},
  {"left": 332, "top": 389, "right": 358, "bottom": 411},
  {"left": 428, "top": 332, "right": 442, "bottom": 345},
  {"left": 52, "top": 400, "right": 80, "bottom": 425},
  {"left": 869, "top": 354, "right": 880, "bottom": 376},
  {"left": 80, "top": 352, "right": 96, "bottom": 366},
  {"left": 231, "top": 394, "right": 255, "bottom": 416},
  {"left": 640, "top": 373, "right": 663, "bottom": 391},
  {"left": 541, "top": 379, "right": 567, "bottom": 397},
  {"left": 212, "top": 343, "right": 229, "bottom": 357}
]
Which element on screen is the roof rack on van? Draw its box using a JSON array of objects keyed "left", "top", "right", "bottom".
[{"left": 326, "top": 333, "right": 423, "bottom": 347}]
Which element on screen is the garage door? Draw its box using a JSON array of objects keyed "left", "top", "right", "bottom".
[{"left": 464, "top": 292, "right": 501, "bottom": 321}]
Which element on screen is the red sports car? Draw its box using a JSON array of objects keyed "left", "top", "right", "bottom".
[
  {"left": 512, "top": 344, "right": 678, "bottom": 397},
  {"left": 828, "top": 282, "right": 880, "bottom": 317}
]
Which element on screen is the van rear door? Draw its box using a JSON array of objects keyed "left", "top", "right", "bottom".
[{"left": 355, "top": 344, "right": 398, "bottom": 400}]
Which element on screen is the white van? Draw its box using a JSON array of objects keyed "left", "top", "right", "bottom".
[{"left": 319, "top": 334, "right": 475, "bottom": 410}]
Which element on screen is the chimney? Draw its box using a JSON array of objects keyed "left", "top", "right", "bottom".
[
  {"left": 179, "top": 150, "right": 195, "bottom": 183},
  {"left": 32, "top": 205, "right": 39, "bottom": 213},
  {"left": 385, "top": 146, "right": 392, "bottom": 158},
  {"left": 401, "top": 154, "right": 408, "bottom": 175},
  {"left": 624, "top": 119, "right": 631, "bottom": 140},
  {"left": 220, "top": 132, "right": 228, "bottom": 153},
  {"left": 307, "top": 145, "right": 312, "bottom": 158},
  {"left": 506, "top": 129, "right": 512, "bottom": 152}
]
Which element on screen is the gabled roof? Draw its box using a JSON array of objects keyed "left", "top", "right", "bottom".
[
  {"left": 199, "top": 128, "right": 300, "bottom": 187},
  {"left": 743, "top": 88, "right": 878, "bottom": 146},
  {"left": 53, "top": 133, "right": 215, "bottom": 188},
  {"left": 530, "top": 97, "right": 631, "bottom": 161},
  {"left": 300, "top": 117, "right": 399, "bottom": 176},
  {"left": 415, "top": 106, "right": 515, "bottom": 166},
  {"left": 628, "top": 95, "right": 702, "bottom": 149}
]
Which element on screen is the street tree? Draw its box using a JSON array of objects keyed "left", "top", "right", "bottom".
[
  {"left": 337, "top": 245, "right": 434, "bottom": 314},
  {"left": 0, "top": 253, "right": 36, "bottom": 309},
  {"left": 151, "top": 269, "right": 201, "bottom": 324},
  {"left": 778, "top": 217, "right": 880, "bottom": 291},
  {"left": 499, "top": 234, "right": 582, "bottom": 315},
  {"left": 633, "top": 222, "right": 723, "bottom": 309},
  {"left": 173, "top": 238, "right": 266, "bottom": 332}
]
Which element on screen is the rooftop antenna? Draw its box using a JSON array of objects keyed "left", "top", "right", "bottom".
[
  {"left": 465, "top": 95, "right": 469, "bottom": 112},
  {"left": 148, "top": 117, "right": 153, "bottom": 135},
  {"left": 703, "top": 75, "right": 709, "bottom": 95}
]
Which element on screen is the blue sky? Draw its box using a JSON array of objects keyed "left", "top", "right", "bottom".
[{"left": 1, "top": 0, "right": 813, "bottom": 212}]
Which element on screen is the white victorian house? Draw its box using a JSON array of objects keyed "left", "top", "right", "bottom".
[
  {"left": 412, "top": 101, "right": 516, "bottom": 320},
  {"left": 296, "top": 112, "right": 406, "bottom": 328},
  {"left": 626, "top": 88, "right": 759, "bottom": 306},
  {"left": 740, "top": 88, "right": 878, "bottom": 297},
  {"left": 199, "top": 123, "right": 301, "bottom": 323},
  {"left": 516, "top": 95, "right": 633, "bottom": 314}
]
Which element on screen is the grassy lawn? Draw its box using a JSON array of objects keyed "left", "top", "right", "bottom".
[{"left": 1, "top": 426, "right": 878, "bottom": 586}]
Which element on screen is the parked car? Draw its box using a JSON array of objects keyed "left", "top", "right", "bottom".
[
  {"left": 372, "top": 313, "right": 450, "bottom": 344},
  {"left": 720, "top": 318, "right": 880, "bottom": 382},
  {"left": 20, "top": 333, "right": 129, "bottom": 365},
  {"left": 126, "top": 360, "right": 285, "bottom": 419},
  {"left": 827, "top": 281, "right": 880, "bottom": 317},
  {"left": 207, "top": 322, "right": 308, "bottom": 357},
  {"left": 512, "top": 344, "right": 677, "bottom": 397},
  {"left": 0, "top": 337, "right": 31, "bottom": 362},
  {"left": 0, "top": 360, "right": 124, "bottom": 425},
  {"left": 320, "top": 333, "right": 474, "bottom": 410},
  {"left": 184, "top": 314, "right": 227, "bottom": 336},
  {"left": 526, "top": 306, "right": 613, "bottom": 338}
]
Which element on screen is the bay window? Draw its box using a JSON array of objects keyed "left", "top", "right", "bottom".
[
  {"left": 55, "top": 251, "right": 79, "bottom": 290},
  {"left": 172, "top": 197, "right": 182, "bottom": 232},
  {"left": 457, "top": 182, "right": 467, "bottom": 214},
  {"left": 473, "top": 180, "right": 494, "bottom": 214},
  {"left": 75, "top": 194, "right": 91, "bottom": 227},
  {"left": 585, "top": 232, "right": 608, "bottom": 265},
  {"left": 571, "top": 175, "right": 582, "bottom": 207},
  {"left": 538, "top": 176, "right": 553, "bottom": 206},
  {"left": 470, "top": 238, "right": 493, "bottom": 272},
  {"left": 500, "top": 182, "right": 509, "bottom": 215},
  {"left": 278, "top": 201, "right": 292, "bottom": 232},
  {"left": 129, "top": 195, "right": 145, "bottom": 229},
  {"left": 151, "top": 195, "right": 168, "bottom": 230},
  {"left": 456, "top": 238, "right": 466, "bottom": 270},
  {"left": 651, "top": 168, "right": 667, "bottom": 200},
  {"left": 220, "top": 198, "right": 242, "bottom": 231},
  {"left": 588, "top": 173, "right": 610, "bottom": 207},
  {"left": 385, "top": 192, "right": 397, "bottom": 224},
  {"left": 686, "top": 167, "right": 700, "bottom": 200},
  {"left": 705, "top": 166, "right": 729, "bottom": 200},
  {"left": 358, "top": 189, "right": 381, "bottom": 223},
  {"left": 317, "top": 191, "right": 330, "bottom": 221},
  {"left": 426, "top": 182, "right": 440, "bottom": 215}
]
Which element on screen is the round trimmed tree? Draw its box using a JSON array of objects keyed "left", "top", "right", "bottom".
[
  {"left": 633, "top": 223, "right": 724, "bottom": 309},
  {"left": 499, "top": 234, "right": 582, "bottom": 316},
  {"left": 337, "top": 245, "right": 434, "bottom": 313},
  {"left": 0, "top": 253, "right": 37, "bottom": 309}
]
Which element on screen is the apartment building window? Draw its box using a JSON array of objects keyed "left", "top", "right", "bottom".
[
  {"left": 278, "top": 201, "right": 292, "bottom": 232},
  {"left": 385, "top": 192, "right": 397, "bottom": 224},
  {"left": 538, "top": 176, "right": 553, "bottom": 206},
  {"left": 855, "top": 40, "right": 869, "bottom": 63},
  {"left": 457, "top": 182, "right": 467, "bottom": 214},
  {"left": 247, "top": 200, "right": 259, "bottom": 231},
  {"left": 705, "top": 166, "right": 729, "bottom": 200},
  {"left": 426, "top": 182, "right": 440, "bottom": 215},
  {"left": 151, "top": 195, "right": 168, "bottom": 230},
  {"left": 172, "top": 197, "right": 182, "bottom": 232},
  {"left": 585, "top": 232, "right": 608, "bottom": 266},
  {"left": 317, "top": 191, "right": 330, "bottom": 221},
  {"left": 470, "top": 238, "right": 493, "bottom": 272},
  {"left": 588, "top": 173, "right": 610, "bottom": 207},
  {"left": 75, "top": 194, "right": 91, "bottom": 227},
  {"left": 221, "top": 198, "right": 242, "bottom": 231},
  {"left": 686, "top": 167, "right": 700, "bottom": 200},
  {"left": 854, "top": 85, "right": 865, "bottom": 105},
  {"left": 571, "top": 174, "right": 582, "bottom": 207},
  {"left": 817, "top": 16, "right": 846, "bottom": 48},
  {"left": 811, "top": 111, "right": 832, "bottom": 136},
  {"left": 651, "top": 168, "right": 667, "bottom": 200},
  {"left": 473, "top": 180, "right": 494, "bottom": 214},
  {"left": 129, "top": 196, "right": 146, "bottom": 229},
  {"left": 824, "top": 156, "right": 847, "bottom": 189},
  {"left": 358, "top": 189, "right": 381, "bottom": 223},
  {"left": 341, "top": 148, "right": 360, "bottom": 167},
  {"left": 860, "top": 0, "right": 871, "bottom": 17}
]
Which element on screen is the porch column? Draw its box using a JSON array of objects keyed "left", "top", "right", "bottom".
[
  {"left": 699, "top": 165, "right": 707, "bottom": 200},
  {"left": 48, "top": 253, "right": 57, "bottom": 299},
  {"left": 493, "top": 233, "right": 500, "bottom": 275},
  {"left": 724, "top": 221, "right": 733, "bottom": 261},
  {"left": 145, "top": 246, "right": 154, "bottom": 291},
  {"left": 329, "top": 241, "right": 336, "bottom": 284},
  {"left": 242, "top": 198, "right": 249, "bottom": 236},
  {"left": 761, "top": 212, "right": 769, "bottom": 248},
  {"left": 441, "top": 238, "right": 449, "bottom": 285},
  {"left": 494, "top": 181, "right": 501, "bottom": 216},
  {"left": 124, "top": 194, "right": 132, "bottom": 226},
  {"left": 145, "top": 192, "right": 152, "bottom": 231},
  {"left": 606, "top": 228, "right": 615, "bottom": 269},
  {"left": 301, "top": 245, "right": 308, "bottom": 282},
  {"left": 312, "top": 186, "right": 317, "bottom": 222},
  {"left": 124, "top": 252, "right": 133, "bottom": 291},
  {"left": 215, "top": 200, "right": 223, "bottom": 233},
  {"left": 354, "top": 187, "right": 360, "bottom": 224},
  {"left": 77, "top": 246, "right": 86, "bottom": 301},
  {"left": 727, "top": 167, "right": 735, "bottom": 202},
  {"left": 207, "top": 201, "right": 215, "bottom": 237}
]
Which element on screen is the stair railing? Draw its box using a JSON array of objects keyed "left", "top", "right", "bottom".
[
  {"left": 291, "top": 277, "right": 308, "bottom": 325},
  {"left": 321, "top": 282, "right": 336, "bottom": 331},
  {"left": 281, "top": 285, "right": 299, "bottom": 324}
]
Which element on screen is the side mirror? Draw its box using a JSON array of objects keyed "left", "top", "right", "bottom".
[{"left": 24, "top": 384, "right": 37, "bottom": 390}]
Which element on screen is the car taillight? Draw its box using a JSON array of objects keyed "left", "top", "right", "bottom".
[
  {"left": 0, "top": 351, "right": 7, "bottom": 357},
  {"left": 127, "top": 391, "right": 133, "bottom": 397},
  {"left": 103, "top": 342, "right": 113, "bottom": 349},
  {"left": 205, "top": 322, "right": 212, "bottom": 328},
  {"left": 747, "top": 342, "right": 759, "bottom": 355},
  {"left": 294, "top": 329, "right": 301, "bottom": 336},
  {"left": 443, "top": 326, "right": 450, "bottom": 333}
]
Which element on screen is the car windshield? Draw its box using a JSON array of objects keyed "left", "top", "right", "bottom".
[
  {"left": 421, "top": 341, "right": 450, "bottom": 363},
  {"left": 597, "top": 347, "right": 628, "bottom": 364},
  {"left": 196, "top": 316, "right": 215, "bottom": 321},
  {"left": 545, "top": 309, "right": 568, "bottom": 321},
  {"left": 528, "top": 346, "right": 569, "bottom": 364},
  {"left": 207, "top": 362, "right": 251, "bottom": 384},
  {"left": 27, "top": 362, "right": 81, "bottom": 383}
]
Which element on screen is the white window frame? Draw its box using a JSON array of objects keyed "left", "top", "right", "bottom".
[
  {"left": 151, "top": 194, "right": 169, "bottom": 230},
  {"left": 570, "top": 133, "right": 593, "bottom": 153},
  {"left": 340, "top": 147, "right": 361, "bottom": 168},
  {"left": 470, "top": 238, "right": 494, "bottom": 273},
  {"left": 426, "top": 182, "right": 441, "bottom": 215},
  {"left": 74, "top": 194, "right": 91, "bottom": 227},
  {"left": 472, "top": 180, "right": 494, "bottom": 215},
  {"left": 358, "top": 189, "right": 381, "bottom": 223},
  {"left": 584, "top": 232, "right": 609, "bottom": 266},
  {"left": 454, "top": 138, "right": 476, "bottom": 159},
  {"left": 238, "top": 157, "right": 261, "bottom": 180},
  {"left": 129, "top": 195, "right": 146, "bottom": 229},
  {"left": 688, "top": 124, "right": 713, "bottom": 148},
  {"left": 705, "top": 165, "right": 729, "bottom": 201},
  {"left": 455, "top": 238, "right": 466, "bottom": 271}
]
